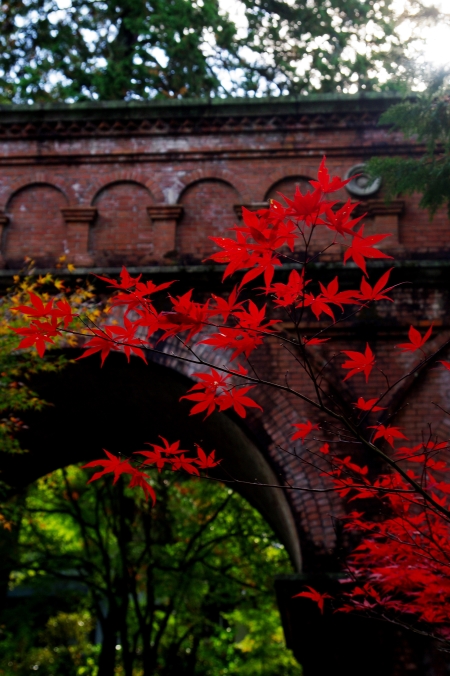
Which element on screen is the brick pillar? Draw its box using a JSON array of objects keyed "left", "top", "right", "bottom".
[
  {"left": 0, "top": 213, "right": 9, "bottom": 268},
  {"left": 61, "top": 207, "right": 97, "bottom": 266},
  {"left": 360, "top": 199, "right": 405, "bottom": 247},
  {"left": 147, "top": 205, "right": 184, "bottom": 260}
]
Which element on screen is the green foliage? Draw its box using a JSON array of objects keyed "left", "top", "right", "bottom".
[
  {"left": 368, "top": 71, "right": 450, "bottom": 216},
  {"left": 0, "top": 269, "right": 97, "bottom": 468},
  {"left": 0, "top": 609, "right": 99, "bottom": 676},
  {"left": 0, "top": 276, "right": 67, "bottom": 460},
  {"left": 235, "top": 0, "right": 403, "bottom": 96},
  {"left": 1, "top": 465, "right": 301, "bottom": 675},
  {"left": 0, "top": 0, "right": 428, "bottom": 102}
]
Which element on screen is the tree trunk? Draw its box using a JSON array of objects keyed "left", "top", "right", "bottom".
[{"left": 97, "top": 610, "right": 118, "bottom": 676}]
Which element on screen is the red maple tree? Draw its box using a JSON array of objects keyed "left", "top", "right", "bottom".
[{"left": 10, "top": 158, "right": 450, "bottom": 644}]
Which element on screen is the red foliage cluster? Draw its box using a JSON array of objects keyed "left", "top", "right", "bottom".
[{"left": 10, "top": 157, "right": 450, "bottom": 641}]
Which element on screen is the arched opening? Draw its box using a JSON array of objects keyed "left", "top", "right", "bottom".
[
  {"left": 264, "top": 176, "right": 313, "bottom": 203},
  {"left": 91, "top": 181, "right": 154, "bottom": 266},
  {"left": 5, "top": 183, "right": 68, "bottom": 267},
  {"left": 0, "top": 351, "right": 301, "bottom": 572},
  {"left": 177, "top": 179, "right": 241, "bottom": 261}
]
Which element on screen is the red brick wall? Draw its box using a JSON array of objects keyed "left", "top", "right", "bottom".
[
  {"left": 5, "top": 184, "right": 68, "bottom": 267},
  {"left": 177, "top": 179, "right": 240, "bottom": 260},
  {"left": 92, "top": 181, "right": 154, "bottom": 265}
]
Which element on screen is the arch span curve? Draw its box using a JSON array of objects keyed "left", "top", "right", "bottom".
[{"left": 0, "top": 351, "right": 302, "bottom": 571}]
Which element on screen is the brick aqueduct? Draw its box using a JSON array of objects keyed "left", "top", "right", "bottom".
[{"left": 1, "top": 95, "right": 450, "bottom": 674}]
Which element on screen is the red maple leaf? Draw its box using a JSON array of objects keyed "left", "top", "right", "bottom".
[
  {"left": 343, "top": 225, "right": 392, "bottom": 276},
  {"left": 195, "top": 446, "right": 221, "bottom": 469},
  {"left": 136, "top": 437, "right": 189, "bottom": 471},
  {"left": 279, "top": 185, "right": 328, "bottom": 225},
  {"left": 170, "top": 455, "right": 200, "bottom": 476},
  {"left": 293, "top": 586, "right": 331, "bottom": 613},
  {"left": 109, "top": 316, "right": 147, "bottom": 363},
  {"left": 396, "top": 325, "right": 433, "bottom": 352},
  {"left": 304, "top": 336, "right": 330, "bottom": 346},
  {"left": 181, "top": 369, "right": 231, "bottom": 418},
  {"left": 135, "top": 447, "right": 168, "bottom": 472},
  {"left": 369, "top": 424, "right": 408, "bottom": 448},
  {"left": 128, "top": 469, "right": 156, "bottom": 504},
  {"left": 13, "top": 292, "right": 55, "bottom": 320},
  {"left": 52, "top": 299, "right": 77, "bottom": 328},
  {"left": 268, "top": 269, "right": 308, "bottom": 307},
  {"left": 96, "top": 266, "right": 141, "bottom": 290},
  {"left": 291, "top": 420, "right": 319, "bottom": 441},
  {"left": 303, "top": 292, "right": 336, "bottom": 321},
  {"left": 12, "top": 318, "right": 59, "bottom": 357},
  {"left": 217, "top": 386, "right": 262, "bottom": 418},
  {"left": 210, "top": 286, "right": 243, "bottom": 322},
  {"left": 354, "top": 397, "right": 385, "bottom": 412},
  {"left": 318, "top": 276, "right": 357, "bottom": 308},
  {"left": 77, "top": 328, "right": 115, "bottom": 366},
  {"left": 341, "top": 344, "right": 375, "bottom": 382},
  {"left": 322, "top": 199, "right": 364, "bottom": 237},
  {"left": 358, "top": 268, "right": 394, "bottom": 302},
  {"left": 83, "top": 449, "right": 133, "bottom": 484},
  {"left": 309, "top": 156, "right": 353, "bottom": 193}
]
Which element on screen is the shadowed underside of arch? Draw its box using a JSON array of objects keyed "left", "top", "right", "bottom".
[{"left": 0, "top": 350, "right": 302, "bottom": 571}]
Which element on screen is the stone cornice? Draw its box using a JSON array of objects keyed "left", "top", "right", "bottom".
[
  {"left": 0, "top": 145, "right": 423, "bottom": 168},
  {"left": 147, "top": 205, "right": 184, "bottom": 221},
  {"left": 0, "top": 94, "right": 404, "bottom": 140},
  {"left": 0, "top": 259, "right": 448, "bottom": 280},
  {"left": 61, "top": 207, "right": 97, "bottom": 223}
]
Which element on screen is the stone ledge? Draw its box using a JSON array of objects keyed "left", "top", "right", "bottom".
[
  {"left": 147, "top": 205, "right": 184, "bottom": 221},
  {"left": 61, "top": 207, "right": 97, "bottom": 223},
  {"left": 0, "top": 258, "right": 449, "bottom": 278}
]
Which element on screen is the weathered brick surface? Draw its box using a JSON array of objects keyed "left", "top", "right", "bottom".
[{"left": 0, "top": 95, "right": 449, "bottom": 573}]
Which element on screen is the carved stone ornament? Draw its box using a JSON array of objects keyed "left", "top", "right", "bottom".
[{"left": 344, "top": 163, "right": 381, "bottom": 197}]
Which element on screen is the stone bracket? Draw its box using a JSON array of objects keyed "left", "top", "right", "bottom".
[
  {"left": 147, "top": 205, "right": 184, "bottom": 259},
  {"left": 61, "top": 207, "right": 97, "bottom": 266},
  {"left": 61, "top": 207, "right": 98, "bottom": 224}
]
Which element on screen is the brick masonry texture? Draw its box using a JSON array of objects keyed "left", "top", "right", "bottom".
[{"left": 1, "top": 94, "right": 449, "bottom": 571}]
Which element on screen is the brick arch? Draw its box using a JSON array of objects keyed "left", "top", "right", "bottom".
[
  {"left": 175, "top": 168, "right": 249, "bottom": 204},
  {"left": 3, "top": 176, "right": 71, "bottom": 210},
  {"left": 388, "top": 340, "right": 450, "bottom": 445},
  {"left": 89, "top": 173, "right": 158, "bottom": 206},
  {"left": 264, "top": 174, "right": 314, "bottom": 202},
  {"left": 91, "top": 180, "right": 156, "bottom": 266},
  {"left": 0, "top": 349, "right": 302, "bottom": 572},
  {"left": 149, "top": 335, "right": 340, "bottom": 566},
  {"left": 177, "top": 178, "right": 241, "bottom": 260},
  {"left": 4, "top": 182, "right": 69, "bottom": 267}
]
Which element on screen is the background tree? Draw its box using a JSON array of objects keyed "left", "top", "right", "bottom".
[
  {"left": 0, "top": 0, "right": 446, "bottom": 102},
  {"left": 0, "top": 264, "right": 98, "bottom": 467},
  {"left": 368, "top": 68, "right": 450, "bottom": 216},
  {"left": 1, "top": 463, "right": 300, "bottom": 676}
]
